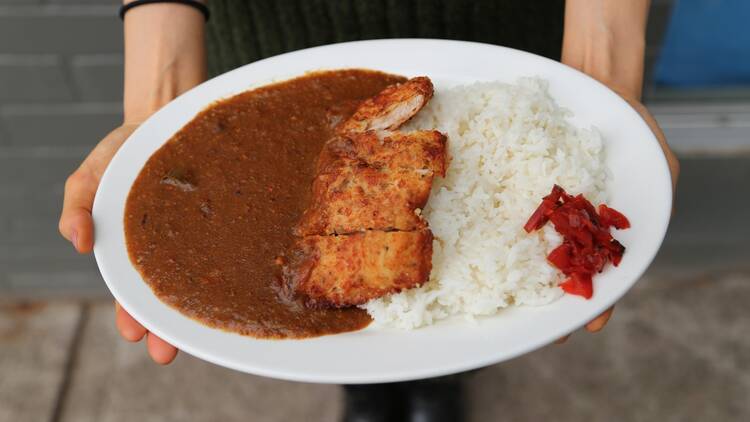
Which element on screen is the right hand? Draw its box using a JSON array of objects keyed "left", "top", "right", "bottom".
[{"left": 59, "top": 123, "right": 179, "bottom": 364}]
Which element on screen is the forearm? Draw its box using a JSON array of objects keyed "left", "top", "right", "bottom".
[
  {"left": 562, "top": 0, "right": 649, "bottom": 100},
  {"left": 122, "top": 1, "right": 207, "bottom": 124}
]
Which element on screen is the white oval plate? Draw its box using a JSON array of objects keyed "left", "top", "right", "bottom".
[{"left": 93, "top": 39, "right": 672, "bottom": 384}]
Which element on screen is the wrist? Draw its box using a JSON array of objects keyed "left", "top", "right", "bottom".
[
  {"left": 562, "top": 0, "right": 649, "bottom": 101},
  {"left": 122, "top": 2, "right": 207, "bottom": 124},
  {"left": 123, "top": 51, "right": 206, "bottom": 124}
]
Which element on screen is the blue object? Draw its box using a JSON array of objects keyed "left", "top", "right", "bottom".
[{"left": 655, "top": 0, "right": 750, "bottom": 87}]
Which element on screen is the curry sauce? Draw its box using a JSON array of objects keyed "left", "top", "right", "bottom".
[{"left": 124, "top": 69, "right": 405, "bottom": 338}]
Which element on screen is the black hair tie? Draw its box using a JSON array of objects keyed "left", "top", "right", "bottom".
[{"left": 119, "top": 0, "right": 210, "bottom": 22}]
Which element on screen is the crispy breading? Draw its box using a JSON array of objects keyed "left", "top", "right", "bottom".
[
  {"left": 283, "top": 230, "right": 434, "bottom": 307},
  {"left": 335, "top": 77, "right": 433, "bottom": 135},
  {"left": 295, "top": 158, "right": 432, "bottom": 236},
  {"left": 320, "top": 130, "right": 447, "bottom": 176},
  {"left": 283, "top": 76, "right": 446, "bottom": 308}
]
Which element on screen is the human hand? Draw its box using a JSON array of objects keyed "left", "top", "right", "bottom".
[
  {"left": 58, "top": 124, "right": 180, "bottom": 364},
  {"left": 59, "top": 124, "right": 135, "bottom": 253}
]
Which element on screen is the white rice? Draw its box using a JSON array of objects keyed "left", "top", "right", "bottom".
[{"left": 363, "top": 78, "right": 608, "bottom": 329}]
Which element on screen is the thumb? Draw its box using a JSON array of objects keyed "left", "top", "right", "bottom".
[{"left": 59, "top": 170, "right": 97, "bottom": 253}]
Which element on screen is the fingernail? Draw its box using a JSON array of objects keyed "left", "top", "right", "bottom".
[{"left": 71, "top": 230, "right": 79, "bottom": 250}]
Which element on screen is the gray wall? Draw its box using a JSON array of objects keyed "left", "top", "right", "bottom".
[{"left": 0, "top": 1, "right": 122, "bottom": 297}]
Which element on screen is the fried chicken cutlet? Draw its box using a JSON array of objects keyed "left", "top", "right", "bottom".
[
  {"left": 283, "top": 230, "right": 434, "bottom": 307},
  {"left": 283, "top": 76, "right": 447, "bottom": 307},
  {"left": 294, "top": 158, "right": 433, "bottom": 236}
]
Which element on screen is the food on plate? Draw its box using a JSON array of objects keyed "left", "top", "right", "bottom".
[
  {"left": 126, "top": 68, "right": 617, "bottom": 337},
  {"left": 524, "top": 185, "right": 630, "bottom": 299},
  {"left": 285, "top": 77, "right": 448, "bottom": 306},
  {"left": 335, "top": 76, "right": 434, "bottom": 135},
  {"left": 316, "top": 130, "right": 447, "bottom": 182},
  {"left": 125, "top": 69, "right": 407, "bottom": 338},
  {"left": 295, "top": 159, "right": 434, "bottom": 236},
  {"left": 364, "top": 78, "right": 609, "bottom": 329},
  {"left": 283, "top": 230, "right": 434, "bottom": 307}
]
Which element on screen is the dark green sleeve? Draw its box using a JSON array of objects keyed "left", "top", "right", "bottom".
[{"left": 207, "top": 0, "right": 564, "bottom": 77}]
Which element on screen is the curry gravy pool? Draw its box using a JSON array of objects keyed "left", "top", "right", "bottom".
[{"left": 124, "top": 69, "right": 405, "bottom": 338}]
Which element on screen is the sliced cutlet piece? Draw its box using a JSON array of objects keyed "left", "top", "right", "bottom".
[
  {"left": 295, "top": 158, "right": 432, "bottom": 236},
  {"left": 320, "top": 130, "right": 447, "bottom": 176},
  {"left": 283, "top": 230, "right": 433, "bottom": 307},
  {"left": 336, "top": 77, "right": 433, "bottom": 135}
]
